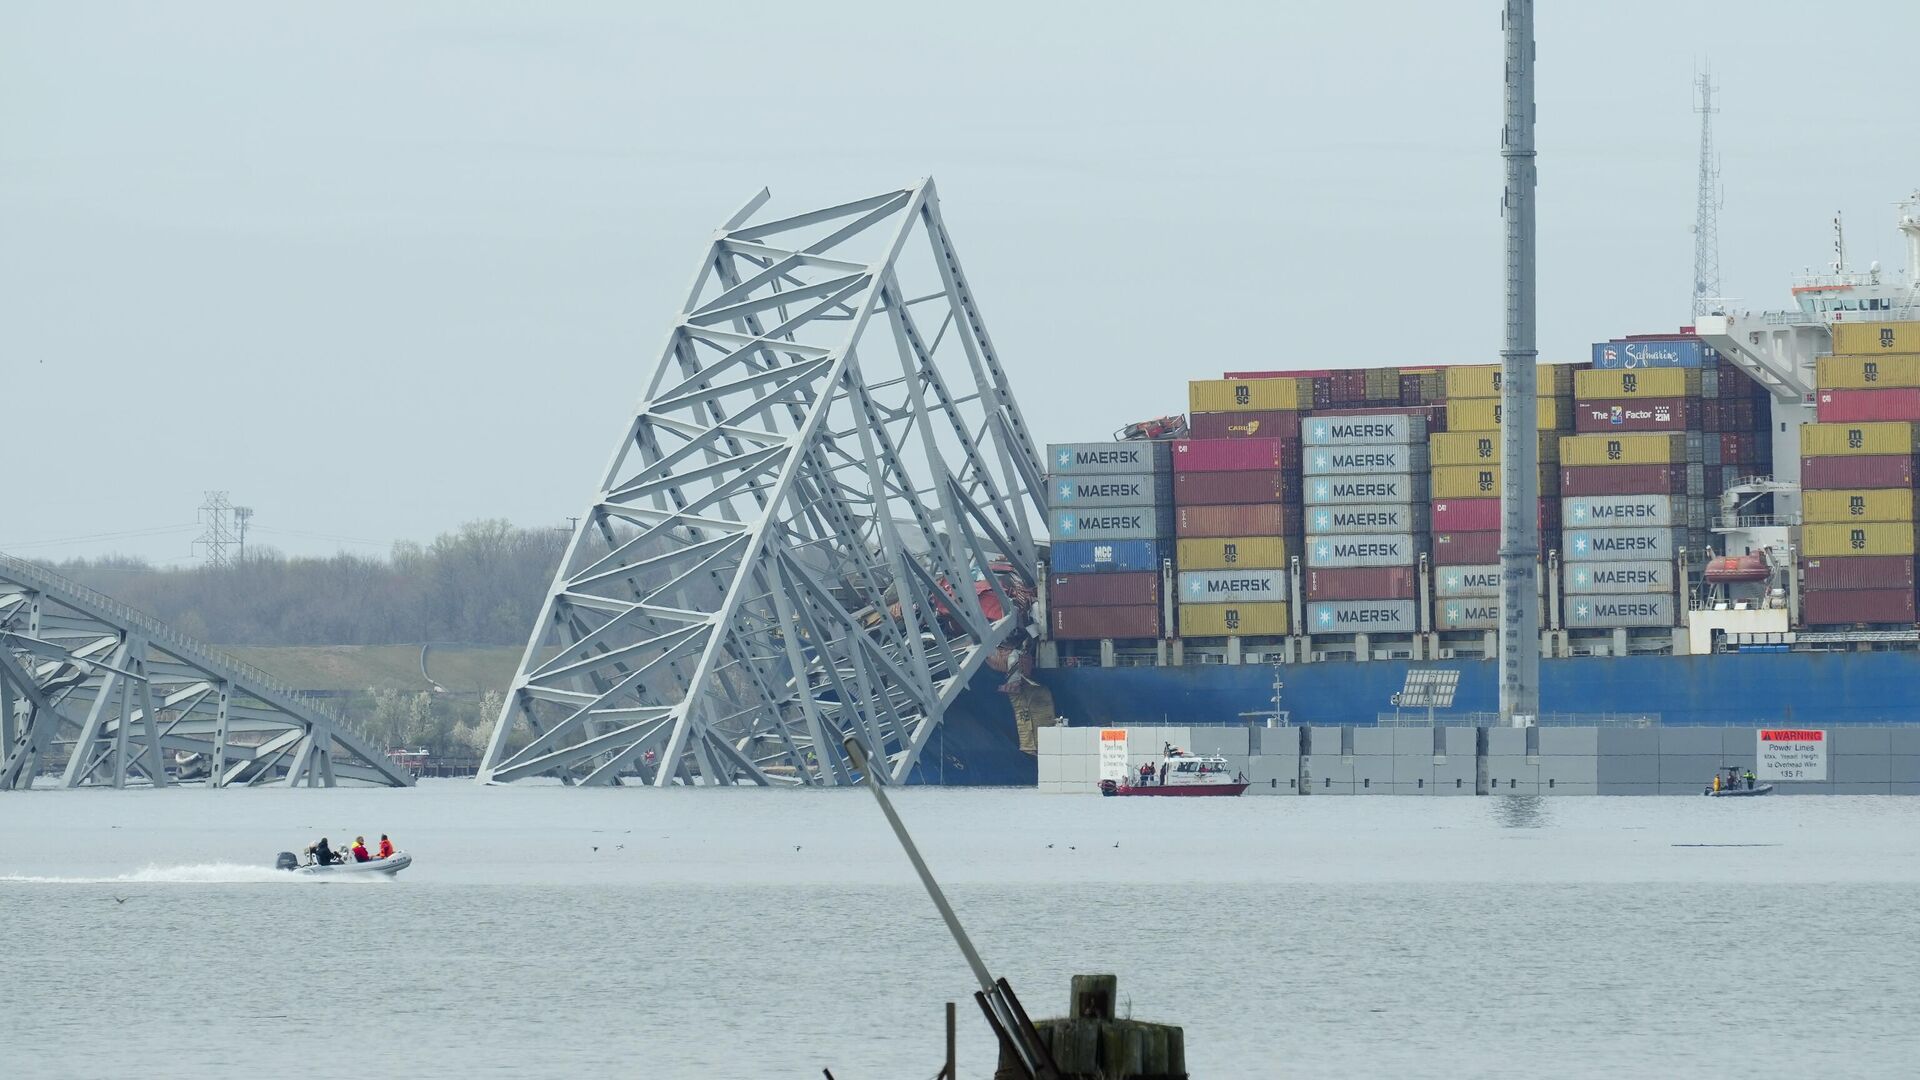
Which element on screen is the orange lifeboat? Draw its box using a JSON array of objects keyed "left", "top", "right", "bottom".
[{"left": 1704, "top": 552, "right": 1771, "bottom": 584}]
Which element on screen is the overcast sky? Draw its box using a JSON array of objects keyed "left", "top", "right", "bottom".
[{"left": 5, "top": 1, "right": 1918, "bottom": 564}]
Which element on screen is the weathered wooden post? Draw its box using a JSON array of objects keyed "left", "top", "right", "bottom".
[{"left": 996, "top": 975, "right": 1187, "bottom": 1080}]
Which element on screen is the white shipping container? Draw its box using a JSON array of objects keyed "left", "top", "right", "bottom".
[
  {"left": 1308, "top": 503, "right": 1430, "bottom": 535},
  {"left": 1565, "top": 594, "right": 1677, "bottom": 628},
  {"left": 1301, "top": 444, "right": 1429, "bottom": 477},
  {"left": 1047, "top": 441, "right": 1171, "bottom": 476},
  {"left": 1178, "top": 569, "right": 1289, "bottom": 605},
  {"left": 1563, "top": 527, "right": 1686, "bottom": 562},
  {"left": 1302, "top": 413, "right": 1428, "bottom": 447},
  {"left": 1047, "top": 471, "right": 1167, "bottom": 509},
  {"left": 1305, "top": 474, "right": 1427, "bottom": 506},
  {"left": 1563, "top": 560, "right": 1675, "bottom": 594},
  {"left": 1052, "top": 507, "right": 1173, "bottom": 542},
  {"left": 1307, "top": 599, "right": 1419, "bottom": 634},
  {"left": 1561, "top": 494, "right": 1676, "bottom": 529},
  {"left": 1433, "top": 564, "right": 1544, "bottom": 598},
  {"left": 1436, "top": 598, "right": 1503, "bottom": 630},
  {"left": 1307, "top": 532, "right": 1422, "bottom": 569}
]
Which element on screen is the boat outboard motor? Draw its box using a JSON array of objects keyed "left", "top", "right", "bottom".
[{"left": 274, "top": 851, "right": 300, "bottom": 872}]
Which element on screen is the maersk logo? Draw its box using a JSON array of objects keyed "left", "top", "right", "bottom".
[
  {"left": 1056, "top": 449, "right": 1073, "bottom": 468},
  {"left": 1313, "top": 452, "right": 1331, "bottom": 470},
  {"left": 1573, "top": 569, "right": 1591, "bottom": 587},
  {"left": 1056, "top": 481, "right": 1074, "bottom": 501},
  {"left": 1310, "top": 422, "right": 1330, "bottom": 440},
  {"left": 1059, "top": 480, "right": 1144, "bottom": 501},
  {"left": 1571, "top": 534, "right": 1589, "bottom": 555},
  {"left": 1187, "top": 577, "right": 1274, "bottom": 597},
  {"left": 1592, "top": 601, "right": 1662, "bottom": 618},
  {"left": 1446, "top": 603, "right": 1497, "bottom": 621},
  {"left": 1325, "top": 451, "right": 1399, "bottom": 469},
  {"left": 1057, "top": 512, "right": 1144, "bottom": 534},
  {"left": 1447, "top": 570, "right": 1499, "bottom": 590},
  {"left": 1316, "top": 608, "right": 1335, "bottom": 628},
  {"left": 1313, "top": 481, "right": 1331, "bottom": 500},
  {"left": 1593, "top": 568, "right": 1659, "bottom": 584},
  {"left": 1056, "top": 447, "right": 1141, "bottom": 469},
  {"left": 1326, "top": 422, "right": 1396, "bottom": 440},
  {"left": 1571, "top": 504, "right": 1588, "bottom": 523},
  {"left": 1327, "top": 481, "right": 1400, "bottom": 499},
  {"left": 1333, "top": 511, "right": 1399, "bottom": 528},
  {"left": 1318, "top": 605, "right": 1402, "bottom": 626},
  {"left": 1593, "top": 534, "right": 1658, "bottom": 551},
  {"left": 1313, "top": 510, "right": 1332, "bottom": 530}
]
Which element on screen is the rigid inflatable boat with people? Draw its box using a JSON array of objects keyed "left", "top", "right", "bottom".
[{"left": 275, "top": 834, "right": 411, "bottom": 877}]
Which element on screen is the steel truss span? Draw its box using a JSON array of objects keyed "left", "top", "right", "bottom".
[
  {"left": 0, "top": 554, "right": 412, "bottom": 789},
  {"left": 480, "top": 180, "right": 1045, "bottom": 787}
]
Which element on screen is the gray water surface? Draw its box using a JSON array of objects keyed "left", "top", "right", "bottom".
[{"left": 3, "top": 785, "right": 1915, "bottom": 1078}]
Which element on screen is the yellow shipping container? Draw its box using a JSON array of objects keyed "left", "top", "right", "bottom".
[
  {"left": 1443, "top": 363, "right": 1575, "bottom": 400},
  {"left": 1802, "top": 488, "right": 1917, "bottom": 524},
  {"left": 1189, "top": 378, "right": 1305, "bottom": 413},
  {"left": 1429, "top": 464, "right": 1554, "bottom": 501},
  {"left": 1445, "top": 398, "right": 1569, "bottom": 432},
  {"left": 1573, "top": 368, "right": 1701, "bottom": 400},
  {"left": 1831, "top": 321, "right": 1920, "bottom": 355},
  {"left": 1179, "top": 602, "right": 1291, "bottom": 638},
  {"left": 1800, "top": 421, "right": 1920, "bottom": 458},
  {"left": 1176, "top": 536, "right": 1290, "bottom": 570},
  {"left": 1816, "top": 354, "right": 1920, "bottom": 389},
  {"left": 1429, "top": 431, "right": 1561, "bottom": 467},
  {"left": 1800, "top": 522, "right": 1917, "bottom": 559},
  {"left": 1558, "top": 433, "right": 1688, "bottom": 467}
]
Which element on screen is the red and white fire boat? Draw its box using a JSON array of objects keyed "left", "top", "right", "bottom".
[{"left": 1099, "top": 749, "right": 1249, "bottom": 797}]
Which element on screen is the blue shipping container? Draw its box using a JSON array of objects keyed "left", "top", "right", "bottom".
[
  {"left": 1050, "top": 540, "right": 1168, "bottom": 574},
  {"left": 1590, "top": 339, "right": 1711, "bottom": 369}
]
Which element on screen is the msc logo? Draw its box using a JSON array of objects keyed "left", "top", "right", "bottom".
[
  {"left": 1224, "top": 608, "right": 1242, "bottom": 631},
  {"left": 1848, "top": 428, "right": 1864, "bottom": 450},
  {"left": 1492, "top": 372, "right": 1504, "bottom": 390},
  {"left": 1883, "top": 327, "right": 1898, "bottom": 350},
  {"left": 1865, "top": 361, "right": 1880, "bottom": 383},
  {"left": 1851, "top": 496, "right": 1866, "bottom": 516},
  {"left": 1476, "top": 470, "right": 1494, "bottom": 493},
  {"left": 1222, "top": 542, "right": 1239, "bottom": 564},
  {"left": 1851, "top": 528, "right": 1867, "bottom": 550},
  {"left": 1476, "top": 437, "right": 1493, "bottom": 459},
  {"left": 1493, "top": 404, "right": 1503, "bottom": 424},
  {"left": 1234, "top": 385, "right": 1251, "bottom": 405},
  {"left": 1606, "top": 439, "right": 1623, "bottom": 461},
  {"left": 1622, "top": 373, "right": 1638, "bottom": 394}
]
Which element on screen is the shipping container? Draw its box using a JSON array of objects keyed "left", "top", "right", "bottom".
[
  {"left": 1573, "top": 368, "right": 1701, "bottom": 401},
  {"left": 1052, "top": 506, "right": 1173, "bottom": 542},
  {"left": 1801, "top": 488, "right": 1918, "bottom": 524},
  {"left": 1428, "top": 430, "right": 1560, "bottom": 466},
  {"left": 1800, "top": 421, "right": 1920, "bottom": 458},
  {"left": 1435, "top": 563, "right": 1545, "bottom": 598},
  {"left": 1430, "top": 531, "right": 1500, "bottom": 566},
  {"left": 1306, "top": 599, "right": 1419, "bottom": 634},
  {"left": 1307, "top": 503, "right": 1430, "bottom": 535},
  {"left": 1815, "top": 387, "right": 1920, "bottom": 423},
  {"left": 1564, "top": 594, "right": 1677, "bottom": 628},
  {"left": 1051, "top": 605, "right": 1161, "bottom": 640},
  {"left": 1171, "top": 469, "right": 1301, "bottom": 506},
  {"left": 1189, "top": 377, "right": 1306, "bottom": 413},
  {"left": 1306, "top": 532, "right": 1421, "bottom": 569},
  {"left": 1048, "top": 539, "right": 1168, "bottom": 575},
  {"left": 1048, "top": 441, "right": 1171, "bottom": 475},
  {"left": 1300, "top": 443, "right": 1428, "bottom": 476},
  {"left": 1800, "top": 587, "right": 1917, "bottom": 626},
  {"left": 1048, "top": 572, "right": 1160, "bottom": 608},
  {"left": 1305, "top": 474, "right": 1427, "bottom": 506},
  {"left": 1571, "top": 397, "right": 1694, "bottom": 433},
  {"left": 1800, "top": 522, "right": 1918, "bottom": 558},
  {"left": 1563, "top": 527, "right": 1687, "bottom": 562},
  {"left": 1800, "top": 554, "right": 1918, "bottom": 592},
  {"left": 1562, "top": 494, "right": 1678, "bottom": 529},
  {"left": 1559, "top": 464, "right": 1688, "bottom": 497},
  {"left": 1445, "top": 397, "right": 1570, "bottom": 432},
  {"left": 1429, "top": 464, "right": 1554, "bottom": 501},
  {"left": 1047, "top": 471, "right": 1169, "bottom": 509},
  {"left": 1175, "top": 536, "right": 1290, "bottom": 570},
  {"left": 1176, "top": 503, "right": 1298, "bottom": 538},
  {"left": 1302, "top": 413, "right": 1427, "bottom": 447},
  {"left": 1589, "top": 339, "right": 1709, "bottom": 369},
  {"left": 1442, "top": 363, "right": 1575, "bottom": 400},
  {"left": 1798, "top": 455, "right": 1918, "bottom": 489},
  {"left": 1435, "top": 599, "right": 1505, "bottom": 630},
  {"left": 1178, "top": 602, "right": 1291, "bottom": 638},
  {"left": 1188, "top": 410, "right": 1302, "bottom": 440},
  {"left": 1178, "top": 569, "right": 1289, "bottom": 605},
  {"left": 1829, "top": 321, "right": 1920, "bottom": 355},
  {"left": 1305, "top": 566, "right": 1415, "bottom": 601},
  {"left": 1558, "top": 433, "right": 1690, "bottom": 467},
  {"left": 1815, "top": 354, "right": 1920, "bottom": 390},
  {"left": 1564, "top": 560, "right": 1674, "bottom": 595},
  {"left": 1171, "top": 437, "right": 1293, "bottom": 473},
  {"left": 1431, "top": 497, "right": 1556, "bottom": 533}
]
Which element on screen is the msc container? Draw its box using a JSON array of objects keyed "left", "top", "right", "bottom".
[
  {"left": 1431, "top": 531, "right": 1500, "bottom": 566},
  {"left": 1562, "top": 527, "right": 1686, "bottom": 562},
  {"left": 1301, "top": 443, "right": 1428, "bottom": 476},
  {"left": 1442, "top": 363, "right": 1575, "bottom": 400},
  {"left": 1558, "top": 433, "right": 1689, "bottom": 467},
  {"left": 1052, "top": 506, "right": 1173, "bottom": 542},
  {"left": 1048, "top": 539, "right": 1168, "bottom": 575},
  {"left": 1589, "top": 339, "right": 1709, "bottom": 368},
  {"left": 1305, "top": 566, "right": 1415, "bottom": 601},
  {"left": 1178, "top": 602, "right": 1291, "bottom": 637},
  {"left": 1798, "top": 454, "right": 1917, "bottom": 489},
  {"left": 1564, "top": 594, "right": 1677, "bottom": 628},
  {"left": 1829, "top": 322, "right": 1920, "bottom": 355},
  {"left": 1048, "top": 571, "right": 1160, "bottom": 608},
  {"left": 1047, "top": 472, "right": 1168, "bottom": 508},
  {"left": 1171, "top": 469, "right": 1302, "bottom": 506},
  {"left": 1306, "top": 532, "right": 1420, "bottom": 569},
  {"left": 1435, "top": 599, "right": 1505, "bottom": 630},
  {"left": 1564, "top": 560, "right": 1674, "bottom": 595},
  {"left": 1171, "top": 437, "right": 1292, "bottom": 473},
  {"left": 1801, "top": 587, "right": 1917, "bottom": 626},
  {"left": 1434, "top": 563, "right": 1546, "bottom": 598},
  {"left": 1800, "top": 554, "right": 1918, "bottom": 592},
  {"left": 1571, "top": 397, "right": 1694, "bottom": 433},
  {"left": 1189, "top": 377, "right": 1307, "bottom": 413},
  {"left": 1306, "top": 599, "right": 1419, "bottom": 634},
  {"left": 1428, "top": 431, "right": 1560, "bottom": 467},
  {"left": 1559, "top": 464, "right": 1687, "bottom": 497},
  {"left": 1800, "top": 522, "right": 1918, "bottom": 558},
  {"left": 1175, "top": 536, "right": 1290, "bottom": 570},
  {"left": 1573, "top": 368, "right": 1701, "bottom": 401},
  {"left": 1815, "top": 387, "right": 1920, "bottom": 423},
  {"left": 1178, "top": 569, "right": 1289, "bottom": 605},
  {"left": 1431, "top": 497, "right": 1556, "bottom": 532},
  {"left": 1815, "top": 354, "right": 1920, "bottom": 389},
  {"left": 1048, "top": 441, "right": 1171, "bottom": 475},
  {"left": 1302, "top": 413, "right": 1427, "bottom": 447},
  {"left": 1187, "top": 410, "right": 1302, "bottom": 440},
  {"left": 1800, "top": 421, "right": 1920, "bottom": 458},
  {"left": 1052, "top": 605, "right": 1161, "bottom": 640},
  {"left": 1562, "top": 494, "right": 1677, "bottom": 529},
  {"left": 1305, "top": 474, "right": 1426, "bottom": 506},
  {"left": 1176, "top": 503, "right": 1297, "bottom": 538},
  {"left": 1802, "top": 488, "right": 1917, "bottom": 524},
  {"left": 1428, "top": 464, "right": 1555, "bottom": 501},
  {"left": 1445, "top": 398, "right": 1569, "bottom": 432},
  {"left": 1307, "top": 503, "right": 1429, "bottom": 535}
]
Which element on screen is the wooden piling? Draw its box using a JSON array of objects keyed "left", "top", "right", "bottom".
[{"left": 994, "top": 974, "right": 1188, "bottom": 1080}]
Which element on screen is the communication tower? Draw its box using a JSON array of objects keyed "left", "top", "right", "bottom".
[{"left": 1691, "top": 71, "right": 1723, "bottom": 317}]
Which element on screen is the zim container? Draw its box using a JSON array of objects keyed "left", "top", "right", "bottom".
[
  {"left": 1559, "top": 464, "right": 1688, "bottom": 497},
  {"left": 1176, "top": 503, "right": 1298, "bottom": 538},
  {"left": 1573, "top": 368, "right": 1701, "bottom": 401},
  {"left": 1562, "top": 494, "right": 1677, "bottom": 529},
  {"left": 1048, "top": 441, "right": 1171, "bottom": 476},
  {"left": 1306, "top": 532, "right": 1421, "bottom": 569},
  {"left": 1558, "top": 433, "right": 1690, "bottom": 467},
  {"left": 1178, "top": 569, "right": 1288, "bottom": 605},
  {"left": 1798, "top": 454, "right": 1918, "bottom": 489},
  {"left": 1305, "top": 474, "right": 1427, "bottom": 506},
  {"left": 1800, "top": 554, "right": 1918, "bottom": 592},
  {"left": 1302, "top": 412, "right": 1427, "bottom": 447},
  {"left": 1564, "top": 560, "right": 1674, "bottom": 595},
  {"left": 1829, "top": 322, "right": 1920, "bottom": 355},
  {"left": 1301, "top": 443, "right": 1428, "bottom": 477},
  {"left": 1188, "top": 410, "right": 1302, "bottom": 440},
  {"left": 1564, "top": 594, "right": 1676, "bottom": 628},
  {"left": 1189, "top": 377, "right": 1306, "bottom": 413},
  {"left": 1048, "top": 539, "right": 1168, "bottom": 575},
  {"left": 1048, "top": 571, "right": 1160, "bottom": 608},
  {"left": 1171, "top": 437, "right": 1293, "bottom": 473},
  {"left": 1571, "top": 397, "right": 1694, "bottom": 433},
  {"left": 1052, "top": 506, "right": 1174, "bottom": 542},
  {"left": 1175, "top": 536, "right": 1290, "bottom": 570},
  {"left": 1563, "top": 527, "right": 1686, "bottom": 562},
  {"left": 1815, "top": 354, "right": 1920, "bottom": 390},
  {"left": 1442, "top": 363, "right": 1575, "bottom": 400},
  {"left": 1178, "top": 601, "right": 1291, "bottom": 638},
  {"left": 1800, "top": 421, "right": 1920, "bottom": 458},
  {"left": 1305, "top": 566, "right": 1415, "bottom": 601},
  {"left": 1445, "top": 398, "right": 1569, "bottom": 432},
  {"left": 1801, "top": 488, "right": 1917, "bottom": 524},
  {"left": 1307, "top": 599, "right": 1418, "bottom": 634},
  {"left": 1430, "top": 531, "right": 1500, "bottom": 566},
  {"left": 1307, "top": 503, "right": 1429, "bottom": 535},
  {"left": 1171, "top": 469, "right": 1302, "bottom": 506},
  {"left": 1815, "top": 387, "right": 1920, "bottom": 423},
  {"left": 1428, "top": 430, "right": 1560, "bottom": 466},
  {"left": 1052, "top": 605, "right": 1162, "bottom": 640},
  {"left": 1047, "top": 471, "right": 1168, "bottom": 509},
  {"left": 1800, "top": 587, "right": 1917, "bottom": 626},
  {"left": 1800, "top": 522, "right": 1918, "bottom": 558}
]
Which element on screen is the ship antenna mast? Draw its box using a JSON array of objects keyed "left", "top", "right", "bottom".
[
  {"left": 1497, "top": 0, "right": 1541, "bottom": 728},
  {"left": 1832, "top": 211, "right": 1847, "bottom": 275},
  {"left": 1691, "top": 69, "right": 1723, "bottom": 317}
]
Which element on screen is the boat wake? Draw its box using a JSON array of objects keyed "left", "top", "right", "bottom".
[{"left": 0, "top": 861, "right": 378, "bottom": 885}]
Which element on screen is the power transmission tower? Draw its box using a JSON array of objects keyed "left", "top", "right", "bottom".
[
  {"left": 232, "top": 506, "right": 254, "bottom": 563},
  {"left": 193, "top": 491, "right": 237, "bottom": 569},
  {"left": 1691, "top": 70, "right": 1723, "bottom": 318}
]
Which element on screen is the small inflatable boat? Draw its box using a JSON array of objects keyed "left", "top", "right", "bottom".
[
  {"left": 274, "top": 851, "right": 412, "bottom": 877},
  {"left": 1703, "top": 784, "right": 1773, "bottom": 797}
]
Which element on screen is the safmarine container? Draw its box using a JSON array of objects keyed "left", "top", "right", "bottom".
[
  {"left": 1563, "top": 527, "right": 1686, "bottom": 562},
  {"left": 1445, "top": 398, "right": 1568, "bottom": 432},
  {"left": 1558, "top": 433, "right": 1690, "bottom": 467},
  {"left": 1572, "top": 397, "right": 1694, "bottom": 433},
  {"left": 1800, "top": 421, "right": 1920, "bottom": 457},
  {"left": 1305, "top": 566, "right": 1415, "bottom": 601},
  {"left": 1305, "top": 474, "right": 1426, "bottom": 506},
  {"left": 1306, "top": 533, "right": 1420, "bottom": 569},
  {"left": 1560, "top": 464, "right": 1687, "bottom": 497},
  {"left": 1564, "top": 560, "right": 1674, "bottom": 595},
  {"left": 1188, "top": 411, "right": 1302, "bottom": 440},
  {"left": 1175, "top": 536, "right": 1289, "bottom": 570},
  {"left": 1431, "top": 532, "right": 1500, "bottom": 565},
  {"left": 1564, "top": 595, "right": 1676, "bottom": 628},
  {"left": 1048, "top": 441, "right": 1171, "bottom": 475},
  {"left": 1052, "top": 605, "right": 1161, "bottom": 640},
  {"left": 1176, "top": 504, "right": 1297, "bottom": 538},
  {"left": 1171, "top": 437, "right": 1292, "bottom": 472},
  {"left": 1563, "top": 494, "right": 1677, "bottom": 529},
  {"left": 1815, "top": 388, "right": 1920, "bottom": 423},
  {"left": 1189, "top": 378, "right": 1307, "bottom": 413},
  {"left": 1800, "top": 588, "right": 1917, "bottom": 625},
  {"left": 1302, "top": 413, "right": 1427, "bottom": 447},
  {"left": 1800, "top": 523, "right": 1917, "bottom": 558},
  {"left": 1306, "top": 599, "right": 1418, "bottom": 634},
  {"left": 1179, "top": 602, "right": 1291, "bottom": 637},
  {"left": 1442, "top": 363, "right": 1575, "bottom": 400},
  {"left": 1431, "top": 498, "right": 1555, "bottom": 532},
  {"left": 1798, "top": 455, "right": 1918, "bottom": 489},
  {"left": 1800, "top": 555, "right": 1918, "bottom": 592},
  {"left": 1178, "top": 569, "right": 1288, "bottom": 605},
  {"left": 1171, "top": 470, "right": 1301, "bottom": 506},
  {"left": 1815, "top": 354, "right": 1920, "bottom": 389},
  {"left": 1573, "top": 368, "right": 1701, "bottom": 400},
  {"left": 1049, "top": 539, "right": 1167, "bottom": 575},
  {"left": 1435, "top": 599, "right": 1504, "bottom": 630},
  {"left": 1047, "top": 472, "right": 1168, "bottom": 508},
  {"left": 1830, "top": 322, "right": 1920, "bottom": 355},
  {"left": 1052, "top": 507, "right": 1174, "bottom": 542},
  {"left": 1307, "top": 503, "right": 1429, "bottom": 535},
  {"left": 1589, "top": 339, "right": 1709, "bottom": 368},
  {"left": 1048, "top": 572, "right": 1160, "bottom": 607},
  {"left": 1300, "top": 443, "right": 1428, "bottom": 477},
  {"left": 1802, "top": 489, "right": 1917, "bottom": 524}
]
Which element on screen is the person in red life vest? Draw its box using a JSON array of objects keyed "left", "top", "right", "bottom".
[
  {"left": 351, "top": 836, "right": 372, "bottom": 862},
  {"left": 377, "top": 834, "right": 395, "bottom": 859}
]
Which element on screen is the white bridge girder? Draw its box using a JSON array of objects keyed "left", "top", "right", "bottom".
[{"left": 479, "top": 180, "right": 1046, "bottom": 788}]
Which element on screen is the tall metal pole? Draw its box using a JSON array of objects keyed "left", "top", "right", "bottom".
[{"left": 1498, "top": 0, "right": 1541, "bottom": 725}]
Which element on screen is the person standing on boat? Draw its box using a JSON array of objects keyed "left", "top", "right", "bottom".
[
  {"left": 1743, "top": 769, "right": 1756, "bottom": 791},
  {"left": 1711, "top": 773, "right": 1720, "bottom": 793},
  {"left": 377, "top": 834, "right": 395, "bottom": 859}
]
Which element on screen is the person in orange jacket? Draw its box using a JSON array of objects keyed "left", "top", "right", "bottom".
[{"left": 377, "top": 834, "right": 395, "bottom": 859}]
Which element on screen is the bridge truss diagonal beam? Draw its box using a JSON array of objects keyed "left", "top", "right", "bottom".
[{"left": 480, "top": 178, "right": 1045, "bottom": 788}]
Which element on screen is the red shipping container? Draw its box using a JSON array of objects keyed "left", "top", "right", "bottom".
[
  {"left": 1799, "top": 555, "right": 1918, "bottom": 592},
  {"left": 1051, "top": 604, "right": 1162, "bottom": 640},
  {"left": 1223, "top": 368, "right": 1337, "bottom": 379},
  {"left": 1800, "top": 587, "right": 1917, "bottom": 626},
  {"left": 1799, "top": 455, "right": 1918, "bottom": 489},
  {"left": 1817, "top": 387, "right": 1920, "bottom": 423},
  {"left": 1188, "top": 410, "right": 1302, "bottom": 440},
  {"left": 1698, "top": 400, "right": 1723, "bottom": 432},
  {"left": 1171, "top": 437, "right": 1294, "bottom": 473},
  {"left": 1560, "top": 464, "right": 1687, "bottom": 496},
  {"left": 1718, "top": 434, "right": 1754, "bottom": 462},
  {"left": 1571, "top": 397, "right": 1694, "bottom": 433},
  {"left": 1305, "top": 566, "right": 1415, "bottom": 601},
  {"left": 1431, "top": 531, "right": 1501, "bottom": 565},
  {"left": 1171, "top": 470, "right": 1302, "bottom": 506},
  {"left": 1430, "top": 498, "right": 1556, "bottom": 532},
  {"left": 1048, "top": 572, "right": 1160, "bottom": 608},
  {"left": 1176, "top": 503, "right": 1298, "bottom": 538}
]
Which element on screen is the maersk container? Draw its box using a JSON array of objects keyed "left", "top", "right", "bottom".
[
  {"left": 1830, "top": 321, "right": 1920, "bottom": 355},
  {"left": 1176, "top": 503, "right": 1297, "bottom": 538},
  {"left": 1305, "top": 566, "right": 1415, "bottom": 601},
  {"left": 1801, "top": 522, "right": 1917, "bottom": 558},
  {"left": 1175, "top": 536, "right": 1289, "bottom": 570},
  {"left": 1562, "top": 527, "right": 1686, "bottom": 562},
  {"left": 1307, "top": 532, "right": 1421, "bottom": 569},
  {"left": 1800, "top": 554, "right": 1918, "bottom": 592},
  {"left": 1572, "top": 397, "right": 1694, "bottom": 433},
  {"left": 1047, "top": 471, "right": 1168, "bottom": 508},
  {"left": 1171, "top": 469, "right": 1301, "bottom": 506},
  {"left": 1562, "top": 494, "right": 1677, "bottom": 529},
  {"left": 1047, "top": 441, "right": 1171, "bottom": 476},
  {"left": 1801, "top": 587, "right": 1917, "bottom": 626},
  {"left": 1427, "top": 431, "right": 1559, "bottom": 467},
  {"left": 1307, "top": 502, "right": 1429, "bottom": 535},
  {"left": 1802, "top": 488, "right": 1917, "bottom": 524},
  {"left": 1435, "top": 563, "right": 1546, "bottom": 598},
  {"left": 1048, "top": 571, "right": 1160, "bottom": 608},
  {"left": 1431, "top": 497, "right": 1554, "bottom": 533},
  {"left": 1430, "top": 531, "right": 1499, "bottom": 566},
  {"left": 1306, "top": 599, "right": 1418, "bottom": 634},
  {"left": 1558, "top": 433, "right": 1690, "bottom": 467},
  {"left": 1052, "top": 604, "right": 1161, "bottom": 640},
  {"left": 1800, "top": 421, "right": 1920, "bottom": 458},
  {"left": 1816, "top": 387, "right": 1920, "bottom": 423},
  {"left": 1564, "top": 594, "right": 1676, "bottom": 628},
  {"left": 1048, "top": 539, "right": 1167, "bottom": 575},
  {"left": 1305, "top": 474, "right": 1426, "bottom": 506},
  {"left": 1442, "top": 363, "right": 1575, "bottom": 400},
  {"left": 1589, "top": 339, "right": 1708, "bottom": 369},
  {"left": 1560, "top": 464, "right": 1687, "bottom": 497},
  {"left": 1564, "top": 560, "right": 1673, "bottom": 595},
  {"left": 1171, "top": 437, "right": 1292, "bottom": 473},
  {"left": 1435, "top": 599, "right": 1504, "bottom": 630},
  {"left": 1815, "top": 355, "right": 1920, "bottom": 390},
  {"left": 1799, "top": 454, "right": 1917, "bottom": 489},
  {"left": 1445, "top": 397, "right": 1569, "bottom": 432},
  {"left": 1178, "top": 569, "right": 1288, "bottom": 605},
  {"left": 1301, "top": 443, "right": 1428, "bottom": 477},
  {"left": 1178, "top": 602, "right": 1291, "bottom": 637},
  {"left": 1302, "top": 413, "right": 1427, "bottom": 447},
  {"left": 1052, "top": 507, "right": 1173, "bottom": 542},
  {"left": 1188, "top": 410, "right": 1302, "bottom": 440},
  {"left": 1573, "top": 368, "right": 1701, "bottom": 401}
]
